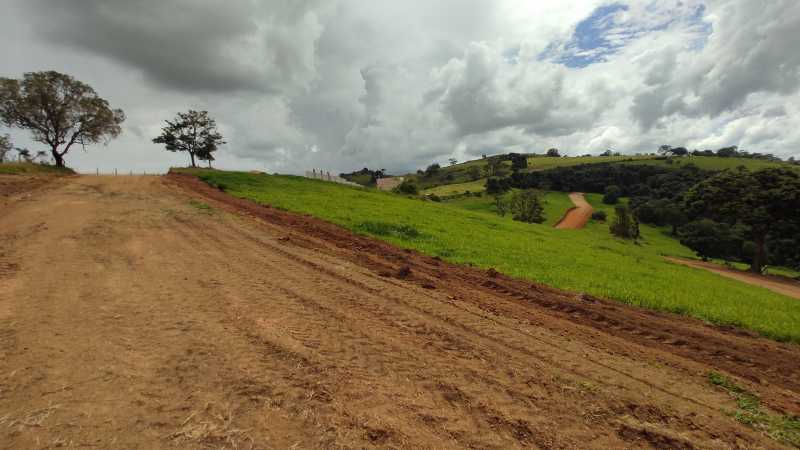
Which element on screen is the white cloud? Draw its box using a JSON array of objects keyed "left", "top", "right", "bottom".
[{"left": 0, "top": 0, "right": 797, "bottom": 174}]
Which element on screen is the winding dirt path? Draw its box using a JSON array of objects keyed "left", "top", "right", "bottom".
[
  {"left": 666, "top": 257, "right": 800, "bottom": 300},
  {"left": 555, "top": 192, "right": 594, "bottom": 229},
  {"left": 1, "top": 175, "right": 799, "bottom": 449}
]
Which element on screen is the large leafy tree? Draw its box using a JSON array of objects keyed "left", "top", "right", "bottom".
[
  {"left": 0, "top": 71, "right": 125, "bottom": 167},
  {"left": 683, "top": 168, "right": 800, "bottom": 273},
  {"left": 153, "top": 110, "right": 225, "bottom": 168}
]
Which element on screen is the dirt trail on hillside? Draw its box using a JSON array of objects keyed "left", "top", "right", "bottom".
[
  {"left": 555, "top": 192, "right": 593, "bottom": 229},
  {"left": 667, "top": 257, "right": 800, "bottom": 300},
  {"left": 1, "top": 176, "right": 800, "bottom": 449}
]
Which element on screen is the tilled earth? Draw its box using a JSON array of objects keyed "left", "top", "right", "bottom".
[{"left": 1, "top": 174, "right": 798, "bottom": 449}]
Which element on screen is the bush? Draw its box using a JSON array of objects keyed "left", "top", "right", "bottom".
[
  {"left": 610, "top": 205, "right": 639, "bottom": 239},
  {"left": 357, "top": 221, "right": 421, "bottom": 240},
  {"left": 509, "top": 189, "right": 545, "bottom": 224},
  {"left": 591, "top": 210, "right": 607, "bottom": 221},
  {"left": 603, "top": 185, "right": 621, "bottom": 204},
  {"left": 395, "top": 179, "right": 419, "bottom": 195}
]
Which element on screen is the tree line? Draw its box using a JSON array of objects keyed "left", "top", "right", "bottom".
[
  {"left": 0, "top": 71, "right": 225, "bottom": 168},
  {"left": 488, "top": 162, "right": 800, "bottom": 272}
]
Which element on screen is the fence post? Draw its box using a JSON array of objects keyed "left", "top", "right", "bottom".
[
  {"left": 96, "top": 168, "right": 99, "bottom": 175},
  {"left": 114, "top": 168, "right": 117, "bottom": 176}
]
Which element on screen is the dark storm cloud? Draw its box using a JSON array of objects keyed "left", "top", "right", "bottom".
[{"left": 21, "top": 0, "right": 324, "bottom": 93}]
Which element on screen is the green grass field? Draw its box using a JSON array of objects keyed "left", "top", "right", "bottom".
[
  {"left": 621, "top": 156, "right": 799, "bottom": 172},
  {"left": 182, "top": 169, "right": 800, "bottom": 343},
  {"left": 0, "top": 162, "right": 74, "bottom": 175},
  {"left": 422, "top": 179, "right": 487, "bottom": 196},
  {"left": 444, "top": 191, "right": 575, "bottom": 227}
]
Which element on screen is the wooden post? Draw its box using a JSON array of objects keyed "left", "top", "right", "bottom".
[{"left": 114, "top": 168, "right": 117, "bottom": 176}]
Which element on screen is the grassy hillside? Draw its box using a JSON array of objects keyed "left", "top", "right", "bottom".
[
  {"left": 0, "top": 162, "right": 74, "bottom": 175},
  {"left": 183, "top": 169, "right": 800, "bottom": 343},
  {"left": 621, "top": 156, "right": 799, "bottom": 172},
  {"left": 422, "top": 179, "right": 487, "bottom": 196},
  {"left": 444, "top": 191, "right": 575, "bottom": 227}
]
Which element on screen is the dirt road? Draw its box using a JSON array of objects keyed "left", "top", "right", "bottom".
[
  {"left": 2, "top": 176, "right": 799, "bottom": 449},
  {"left": 667, "top": 257, "right": 800, "bottom": 300},
  {"left": 554, "top": 192, "right": 593, "bottom": 229}
]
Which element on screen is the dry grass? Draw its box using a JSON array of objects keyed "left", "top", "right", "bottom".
[
  {"left": 170, "top": 402, "right": 254, "bottom": 449},
  {"left": 0, "top": 402, "right": 61, "bottom": 429}
]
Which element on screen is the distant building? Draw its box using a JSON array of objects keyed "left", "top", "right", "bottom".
[{"left": 376, "top": 177, "right": 404, "bottom": 191}]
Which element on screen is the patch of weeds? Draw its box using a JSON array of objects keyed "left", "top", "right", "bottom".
[
  {"left": 708, "top": 371, "right": 800, "bottom": 448},
  {"left": 188, "top": 199, "right": 213, "bottom": 212},
  {"left": 356, "top": 221, "right": 422, "bottom": 240}
]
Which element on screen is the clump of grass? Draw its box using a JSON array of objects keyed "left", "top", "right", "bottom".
[
  {"left": 188, "top": 199, "right": 213, "bottom": 212},
  {"left": 356, "top": 221, "right": 422, "bottom": 240},
  {"left": 0, "top": 162, "right": 75, "bottom": 175},
  {"left": 708, "top": 371, "right": 800, "bottom": 447}
]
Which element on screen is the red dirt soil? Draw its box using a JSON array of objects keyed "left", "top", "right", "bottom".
[
  {"left": 1, "top": 174, "right": 799, "bottom": 449},
  {"left": 667, "top": 256, "right": 800, "bottom": 300},
  {"left": 554, "top": 192, "right": 593, "bottom": 229}
]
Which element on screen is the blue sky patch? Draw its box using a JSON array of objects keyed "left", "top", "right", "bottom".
[{"left": 542, "top": 1, "right": 712, "bottom": 68}]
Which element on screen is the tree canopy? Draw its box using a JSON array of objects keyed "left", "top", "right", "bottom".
[
  {"left": 0, "top": 71, "right": 125, "bottom": 167},
  {"left": 683, "top": 168, "right": 800, "bottom": 272},
  {"left": 153, "top": 110, "right": 225, "bottom": 168}
]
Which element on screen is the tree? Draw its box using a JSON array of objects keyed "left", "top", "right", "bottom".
[
  {"left": 546, "top": 148, "right": 560, "bottom": 157},
  {"left": 610, "top": 205, "right": 639, "bottom": 239},
  {"left": 485, "top": 177, "right": 511, "bottom": 195},
  {"left": 395, "top": 179, "right": 419, "bottom": 195},
  {"left": 715, "top": 146, "right": 739, "bottom": 158},
  {"left": 591, "top": 210, "right": 607, "bottom": 221},
  {"left": 658, "top": 145, "right": 672, "bottom": 156},
  {"left": 671, "top": 147, "right": 688, "bottom": 157},
  {"left": 0, "top": 134, "right": 11, "bottom": 163},
  {"left": 424, "top": 163, "right": 441, "bottom": 176},
  {"left": 509, "top": 189, "right": 545, "bottom": 223},
  {"left": 510, "top": 153, "right": 528, "bottom": 171},
  {"left": 602, "top": 185, "right": 621, "bottom": 204},
  {"left": 683, "top": 168, "right": 800, "bottom": 273},
  {"left": 467, "top": 165, "right": 482, "bottom": 181},
  {"left": 448, "top": 158, "right": 458, "bottom": 166},
  {"left": 153, "top": 110, "right": 225, "bottom": 168},
  {"left": 0, "top": 71, "right": 125, "bottom": 167},
  {"left": 16, "top": 148, "right": 31, "bottom": 163},
  {"left": 679, "top": 219, "right": 741, "bottom": 262}
]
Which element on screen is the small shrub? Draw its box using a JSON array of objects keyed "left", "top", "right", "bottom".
[
  {"left": 591, "top": 210, "right": 607, "bottom": 222},
  {"left": 395, "top": 179, "right": 419, "bottom": 195},
  {"left": 357, "top": 221, "right": 421, "bottom": 240},
  {"left": 603, "top": 185, "right": 621, "bottom": 204},
  {"left": 510, "top": 189, "right": 545, "bottom": 224},
  {"left": 610, "top": 205, "right": 639, "bottom": 239}
]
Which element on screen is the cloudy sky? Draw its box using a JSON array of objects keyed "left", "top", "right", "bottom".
[{"left": 2, "top": 0, "right": 799, "bottom": 174}]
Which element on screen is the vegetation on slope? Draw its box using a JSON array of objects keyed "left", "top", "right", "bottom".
[
  {"left": 183, "top": 169, "right": 800, "bottom": 343},
  {"left": 0, "top": 162, "right": 75, "bottom": 175}
]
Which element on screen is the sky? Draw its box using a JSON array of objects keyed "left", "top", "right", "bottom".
[{"left": 1, "top": 0, "right": 799, "bottom": 174}]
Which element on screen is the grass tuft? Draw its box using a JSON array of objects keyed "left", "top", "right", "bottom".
[{"left": 708, "top": 371, "right": 800, "bottom": 447}]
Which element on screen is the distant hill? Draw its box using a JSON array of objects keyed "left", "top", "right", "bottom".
[{"left": 407, "top": 153, "right": 799, "bottom": 192}]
